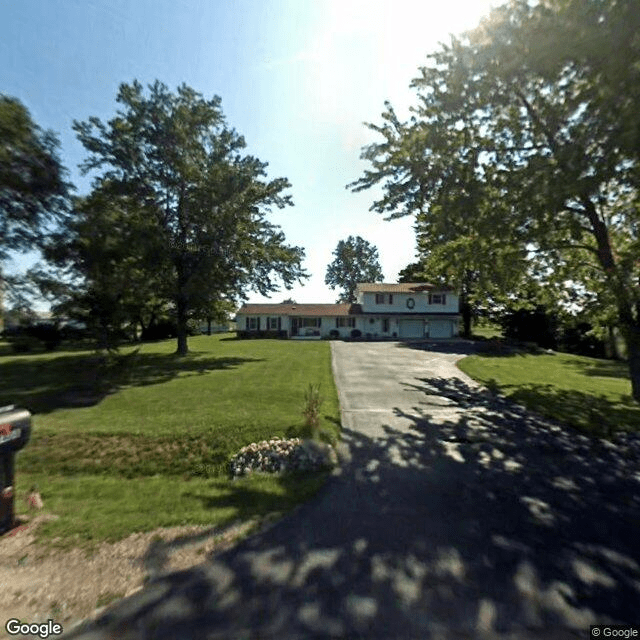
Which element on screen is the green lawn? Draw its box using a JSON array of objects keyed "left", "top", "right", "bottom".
[
  {"left": 1, "top": 334, "right": 340, "bottom": 546},
  {"left": 471, "top": 322, "right": 503, "bottom": 340},
  {"left": 457, "top": 351, "right": 640, "bottom": 437}
]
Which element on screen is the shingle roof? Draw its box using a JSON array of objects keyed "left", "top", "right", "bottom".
[
  {"left": 236, "top": 303, "right": 362, "bottom": 317},
  {"left": 356, "top": 282, "right": 438, "bottom": 293}
]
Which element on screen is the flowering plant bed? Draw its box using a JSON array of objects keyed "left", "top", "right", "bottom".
[{"left": 229, "top": 437, "right": 337, "bottom": 477}]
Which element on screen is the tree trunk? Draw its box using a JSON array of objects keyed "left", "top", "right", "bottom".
[
  {"left": 0, "top": 266, "right": 4, "bottom": 335},
  {"left": 582, "top": 196, "right": 640, "bottom": 401},
  {"left": 207, "top": 318, "right": 212, "bottom": 335},
  {"left": 97, "top": 318, "right": 110, "bottom": 351},
  {"left": 605, "top": 325, "right": 618, "bottom": 360},
  {"left": 625, "top": 328, "right": 640, "bottom": 403},
  {"left": 176, "top": 297, "right": 189, "bottom": 356},
  {"left": 461, "top": 301, "right": 472, "bottom": 338},
  {"left": 174, "top": 227, "right": 189, "bottom": 356}
]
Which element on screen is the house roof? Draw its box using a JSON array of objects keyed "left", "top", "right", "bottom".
[
  {"left": 356, "top": 282, "right": 439, "bottom": 293},
  {"left": 236, "top": 303, "right": 363, "bottom": 317}
]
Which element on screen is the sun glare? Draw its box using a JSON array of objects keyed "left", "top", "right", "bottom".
[{"left": 301, "top": 0, "right": 499, "bottom": 128}]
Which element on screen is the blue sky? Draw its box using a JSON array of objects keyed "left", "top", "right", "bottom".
[{"left": 1, "top": 0, "right": 497, "bottom": 306}]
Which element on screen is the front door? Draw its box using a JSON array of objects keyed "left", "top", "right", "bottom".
[{"left": 291, "top": 317, "right": 298, "bottom": 336}]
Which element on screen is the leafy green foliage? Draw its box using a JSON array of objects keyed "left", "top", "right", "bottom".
[
  {"left": 0, "top": 96, "right": 70, "bottom": 261},
  {"left": 325, "top": 235, "right": 383, "bottom": 302},
  {"left": 38, "top": 190, "right": 167, "bottom": 348},
  {"left": 350, "top": 1, "right": 640, "bottom": 399},
  {"left": 71, "top": 81, "right": 307, "bottom": 354}
]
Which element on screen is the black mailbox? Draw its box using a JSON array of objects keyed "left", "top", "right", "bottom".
[{"left": 0, "top": 405, "right": 32, "bottom": 534}]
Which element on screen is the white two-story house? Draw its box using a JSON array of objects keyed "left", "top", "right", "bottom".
[{"left": 235, "top": 283, "right": 460, "bottom": 339}]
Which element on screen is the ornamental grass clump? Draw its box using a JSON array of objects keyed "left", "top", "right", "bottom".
[
  {"left": 229, "top": 383, "right": 336, "bottom": 477},
  {"left": 302, "top": 383, "right": 323, "bottom": 440}
]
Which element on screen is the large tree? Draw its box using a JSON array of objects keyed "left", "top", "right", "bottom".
[
  {"left": 37, "top": 189, "right": 169, "bottom": 347},
  {"left": 350, "top": 0, "right": 640, "bottom": 401},
  {"left": 73, "top": 81, "right": 307, "bottom": 354},
  {"left": 0, "top": 96, "right": 69, "bottom": 310},
  {"left": 325, "top": 235, "right": 384, "bottom": 302}
]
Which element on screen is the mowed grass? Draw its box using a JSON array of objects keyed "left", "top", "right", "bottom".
[
  {"left": 471, "top": 322, "right": 503, "bottom": 340},
  {"left": 1, "top": 334, "right": 340, "bottom": 546},
  {"left": 457, "top": 351, "right": 640, "bottom": 437}
]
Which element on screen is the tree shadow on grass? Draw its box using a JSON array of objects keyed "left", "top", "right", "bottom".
[
  {"left": 68, "top": 377, "right": 640, "bottom": 640},
  {"left": 568, "top": 358, "right": 631, "bottom": 380},
  {"left": 408, "top": 375, "right": 640, "bottom": 438},
  {"left": 505, "top": 384, "right": 640, "bottom": 437},
  {"left": 399, "top": 341, "right": 636, "bottom": 436},
  {"left": 0, "top": 351, "right": 263, "bottom": 415}
]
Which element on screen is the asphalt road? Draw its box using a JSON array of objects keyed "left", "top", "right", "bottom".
[{"left": 66, "top": 340, "right": 640, "bottom": 640}]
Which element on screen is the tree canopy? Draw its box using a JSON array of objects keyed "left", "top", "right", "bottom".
[
  {"left": 0, "top": 96, "right": 69, "bottom": 259},
  {"left": 325, "top": 235, "right": 384, "bottom": 302},
  {"left": 72, "top": 80, "right": 307, "bottom": 354},
  {"left": 38, "top": 189, "right": 168, "bottom": 347},
  {"left": 350, "top": 0, "right": 640, "bottom": 400},
  {"left": 0, "top": 96, "right": 70, "bottom": 311}
]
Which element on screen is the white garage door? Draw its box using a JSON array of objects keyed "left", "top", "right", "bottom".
[
  {"left": 429, "top": 320, "right": 452, "bottom": 339},
  {"left": 399, "top": 320, "right": 424, "bottom": 338}
]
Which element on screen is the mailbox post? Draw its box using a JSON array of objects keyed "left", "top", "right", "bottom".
[{"left": 0, "top": 405, "right": 32, "bottom": 534}]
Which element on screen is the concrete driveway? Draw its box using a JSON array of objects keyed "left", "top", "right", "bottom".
[{"left": 67, "top": 341, "right": 640, "bottom": 639}]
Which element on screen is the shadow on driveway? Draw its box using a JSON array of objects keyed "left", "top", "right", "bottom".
[
  {"left": 396, "top": 338, "right": 481, "bottom": 356},
  {"left": 66, "top": 378, "right": 640, "bottom": 639}
]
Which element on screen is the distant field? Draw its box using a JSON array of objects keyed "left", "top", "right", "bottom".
[
  {"left": 458, "top": 351, "right": 639, "bottom": 436},
  {"left": 1, "top": 334, "right": 340, "bottom": 546}
]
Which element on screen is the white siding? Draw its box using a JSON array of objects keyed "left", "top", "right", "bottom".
[
  {"left": 324, "top": 316, "right": 358, "bottom": 338},
  {"left": 238, "top": 314, "right": 287, "bottom": 333},
  {"left": 361, "top": 291, "right": 458, "bottom": 314}
]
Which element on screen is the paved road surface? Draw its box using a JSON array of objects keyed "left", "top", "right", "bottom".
[{"left": 66, "top": 341, "right": 640, "bottom": 639}]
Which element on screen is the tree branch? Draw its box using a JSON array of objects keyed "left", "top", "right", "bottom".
[
  {"left": 512, "top": 87, "right": 560, "bottom": 156},
  {"left": 554, "top": 243, "right": 600, "bottom": 255}
]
